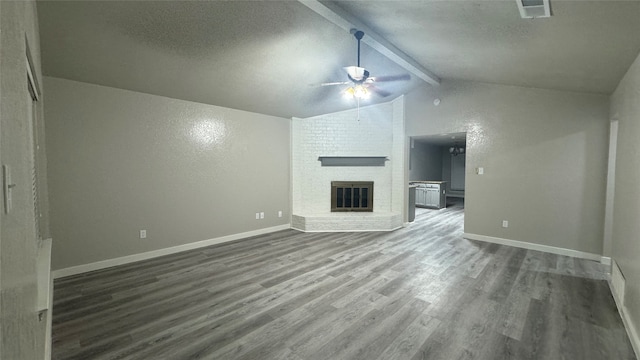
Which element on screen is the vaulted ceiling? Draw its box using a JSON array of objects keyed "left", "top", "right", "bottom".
[{"left": 37, "top": 1, "right": 640, "bottom": 119}]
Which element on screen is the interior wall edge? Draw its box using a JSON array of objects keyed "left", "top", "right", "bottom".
[
  {"left": 52, "top": 224, "right": 290, "bottom": 279},
  {"left": 462, "top": 232, "right": 605, "bottom": 262}
]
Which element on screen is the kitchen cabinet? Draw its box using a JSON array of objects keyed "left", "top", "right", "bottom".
[
  {"left": 415, "top": 188, "right": 425, "bottom": 206},
  {"left": 414, "top": 181, "right": 447, "bottom": 209},
  {"left": 426, "top": 187, "right": 440, "bottom": 207}
]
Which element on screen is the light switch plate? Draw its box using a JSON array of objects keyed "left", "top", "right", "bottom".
[{"left": 477, "top": 167, "right": 484, "bottom": 175}]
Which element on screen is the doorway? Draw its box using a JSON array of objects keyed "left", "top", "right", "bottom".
[{"left": 409, "top": 132, "right": 466, "bottom": 222}]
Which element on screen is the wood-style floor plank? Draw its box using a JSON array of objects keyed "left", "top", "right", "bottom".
[{"left": 52, "top": 199, "right": 637, "bottom": 360}]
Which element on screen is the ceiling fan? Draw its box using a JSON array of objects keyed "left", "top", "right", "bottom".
[{"left": 320, "top": 29, "right": 410, "bottom": 99}]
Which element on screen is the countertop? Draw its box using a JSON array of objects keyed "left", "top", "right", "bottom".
[{"left": 409, "top": 180, "right": 448, "bottom": 185}]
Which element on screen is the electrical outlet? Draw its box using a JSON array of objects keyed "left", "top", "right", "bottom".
[
  {"left": 260, "top": 212, "right": 265, "bottom": 219},
  {"left": 476, "top": 167, "right": 484, "bottom": 175},
  {"left": 256, "top": 213, "right": 260, "bottom": 220},
  {"left": 278, "top": 210, "right": 283, "bottom": 218},
  {"left": 502, "top": 220, "right": 509, "bottom": 228},
  {"left": 139, "top": 230, "right": 147, "bottom": 239}
]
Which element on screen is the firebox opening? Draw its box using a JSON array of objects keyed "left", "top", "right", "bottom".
[{"left": 331, "top": 181, "right": 374, "bottom": 212}]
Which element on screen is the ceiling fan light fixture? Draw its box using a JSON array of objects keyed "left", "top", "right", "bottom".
[
  {"left": 354, "top": 85, "right": 369, "bottom": 99},
  {"left": 449, "top": 144, "right": 465, "bottom": 156},
  {"left": 344, "top": 84, "right": 369, "bottom": 100},
  {"left": 343, "top": 87, "right": 355, "bottom": 99}
]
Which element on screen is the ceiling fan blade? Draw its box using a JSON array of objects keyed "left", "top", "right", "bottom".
[
  {"left": 318, "top": 81, "right": 351, "bottom": 87},
  {"left": 368, "top": 85, "right": 391, "bottom": 98},
  {"left": 309, "top": 81, "right": 351, "bottom": 87},
  {"left": 368, "top": 74, "right": 411, "bottom": 83}
]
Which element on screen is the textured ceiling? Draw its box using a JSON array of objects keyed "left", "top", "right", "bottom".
[
  {"left": 337, "top": 0, "right": 640, "bottom": 94},
  {"left": 37, "top": 1, "right": 640, "bottom": 119}
]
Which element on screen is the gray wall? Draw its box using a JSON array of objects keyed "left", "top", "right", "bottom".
[
  {"left": 406, "top": 80, "right": 610, "bottom": 254},
  {"left": 45, "top": 77, "right": 291, "bottom": 270},
  {"left": 409, "top": 142, "right": 442, "bottom": 181},
  {"left": 442, "top": 151, "right": 465, "bottom": 195},
  {"left": 0, "top": 1, "right": 49, "bottom": 358},
  {"left": 610, "top": 50, "right": 640, "bottom": 345}
]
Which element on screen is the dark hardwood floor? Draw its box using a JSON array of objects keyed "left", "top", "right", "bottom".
[{"left": 52, "top": 199, "right": 636, "bottom": 359}]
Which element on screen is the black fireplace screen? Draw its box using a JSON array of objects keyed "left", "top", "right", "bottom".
[{"left": 331, "top": 181, "right": 374, "bottom": 212}]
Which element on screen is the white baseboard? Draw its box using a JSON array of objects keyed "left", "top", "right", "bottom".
[
  {"left": 45, "top": 277, "right": 53, "bottom": 360},
  {"left": 36, "top": 238, "right": 52, "bottom": 311},
  {"left": 462, "top": 233, "right": 605, "bottom": 262},
  {"left": 290, "top": 226, "right": 402, "bottom": 233},
  {"left": 53, "top": 224, "right": 291, "bottom": 279},
  {"left": 609, "top": 260, "right": 640, "bottom": 359}
]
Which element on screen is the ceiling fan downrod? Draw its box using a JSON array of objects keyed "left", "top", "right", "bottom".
[{"left": 352, "top": 29, "right": 365, "bottom": 67}]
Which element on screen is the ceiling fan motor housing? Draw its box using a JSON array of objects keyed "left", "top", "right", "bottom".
[{"left": 347, "top": 67, "right": 370, "bottom": 83}]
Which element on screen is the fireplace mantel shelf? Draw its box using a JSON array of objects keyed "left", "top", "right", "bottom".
[{"left": 318, "top": 156, "right": 388, "bottom": 167}]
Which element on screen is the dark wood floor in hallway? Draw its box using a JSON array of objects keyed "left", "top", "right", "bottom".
[{"left": 52, "top": 200, "right": 637, "bottom": 359}]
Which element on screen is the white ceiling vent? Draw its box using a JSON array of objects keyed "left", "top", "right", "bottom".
[{"left": 516, "top": 0, "right": 551, "bottom": 19}]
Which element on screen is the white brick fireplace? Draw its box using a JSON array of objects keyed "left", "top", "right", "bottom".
[{"left": 291, "top": 96, "right": 406, "bottom": 231}]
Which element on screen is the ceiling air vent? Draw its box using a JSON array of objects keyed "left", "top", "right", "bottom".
[{"left": 516, "top": 0, "right": 551, "bottom": 19}]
